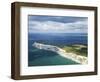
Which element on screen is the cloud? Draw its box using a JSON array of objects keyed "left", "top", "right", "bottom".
[
  {"left": 29, "top": 15, "right": 87, "bottom": 23},
  {"left": 28, "top": 20, "right": 87, "bottom": 33}
]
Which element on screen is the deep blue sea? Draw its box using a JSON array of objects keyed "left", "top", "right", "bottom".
[{"left": 28, "top": 33, "right": 87, "bottom": 66}]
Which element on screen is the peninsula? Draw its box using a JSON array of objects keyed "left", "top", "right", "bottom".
[{"left": 32, "top": 42, "right": 88, "bottom": 64}]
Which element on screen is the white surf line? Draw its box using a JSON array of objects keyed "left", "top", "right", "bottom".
[
  {"left": 32, "top": 42, "right": 88, "bottom": 64},
  {"left": 56, "top": 48, "right": 88, "bottom": 64}
]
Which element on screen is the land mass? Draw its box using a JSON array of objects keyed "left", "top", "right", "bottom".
[
  {"left": 62, "top": 44, "right": 87, "bottom": 57},
  {"left": 32, "top": 42, "right": 88, "bottom": 64}
]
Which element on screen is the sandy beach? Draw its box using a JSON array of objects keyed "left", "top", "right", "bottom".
[{"left": 33, "top": 42, "right": 88, "bottom": 64}]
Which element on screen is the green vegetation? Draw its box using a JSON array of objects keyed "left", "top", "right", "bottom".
[{"left": 62, "top": 44, "right": 87, "bottom": 57}]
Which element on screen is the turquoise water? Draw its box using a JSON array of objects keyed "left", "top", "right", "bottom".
[{"left": 28, "top": 48, "right": 79, "bottom": 66}]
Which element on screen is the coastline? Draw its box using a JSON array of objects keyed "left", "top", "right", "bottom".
[
  {"left": 57, "top": 48, "right": 87, "bottom": 64},
  {"left": 32, "top": 42, "right": 88, "bottom": 64}
]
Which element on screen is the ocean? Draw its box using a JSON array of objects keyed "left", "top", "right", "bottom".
[{"left": 28, "top": 33, "right": 87, "bottom": 66}]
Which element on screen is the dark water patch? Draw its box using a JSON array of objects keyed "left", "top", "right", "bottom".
[{"left": 28, "top": 49, "right": 57, "bottom": 62}]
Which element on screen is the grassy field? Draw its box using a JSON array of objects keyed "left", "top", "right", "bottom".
[{"left": 62, "top": 44, "right": 87, "bottom": 57}]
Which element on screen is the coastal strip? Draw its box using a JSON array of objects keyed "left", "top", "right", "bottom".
[{"left": 32, "top": 42, "right": 88, "bottom": 64}]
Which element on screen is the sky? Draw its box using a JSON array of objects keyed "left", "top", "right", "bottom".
[{"left": 28, "top": 15, "right": 88, "bottom": 33}]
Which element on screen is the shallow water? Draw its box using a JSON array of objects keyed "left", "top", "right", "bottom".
[{"left": 28, "top": 49, "right": 79, "bottom": 66}]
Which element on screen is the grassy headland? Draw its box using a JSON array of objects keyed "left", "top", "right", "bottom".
[{"left": 62, "top": 44, "right": 87, "bottom": 57}]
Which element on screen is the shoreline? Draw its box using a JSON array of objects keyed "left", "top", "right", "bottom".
[
  {"left": 56, "top": 48, "right": 87, "bottom": 64},
  {"left": 32, "top": 42, "right": 88, "bottom": 64}
]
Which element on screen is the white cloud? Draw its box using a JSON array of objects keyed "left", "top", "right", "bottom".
[{"left": 28, "top": 20, "right": 87, "bottom": 33}]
